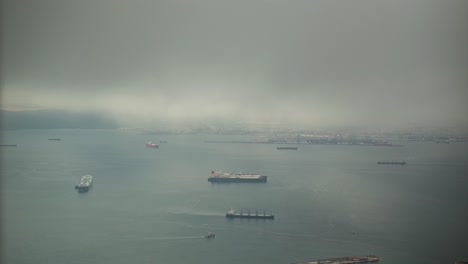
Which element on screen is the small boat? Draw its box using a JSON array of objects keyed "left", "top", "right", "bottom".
[
  {"left": 204, "top": 232, "right": 215, "bottom": 239},
  {"left": 146, "top": 141, "right": 159, "bottom": 148}
]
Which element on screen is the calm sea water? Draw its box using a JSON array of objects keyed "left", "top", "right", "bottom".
[{"left": 2, "top": 129, "right": 468, "bottom": 264}]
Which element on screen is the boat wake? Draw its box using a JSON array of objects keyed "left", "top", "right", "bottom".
[
  {"left": 168, "top": 209, "right": 224, "bottom": 217},
  {"left": 152, "top": 236, "right": 205, "bottom": 240}
]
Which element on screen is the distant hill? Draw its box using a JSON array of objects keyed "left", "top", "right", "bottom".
[{"left": 0, "top": 109, "right": 118, "bottom": 130}]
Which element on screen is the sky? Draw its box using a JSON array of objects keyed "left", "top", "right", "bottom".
[{"left": 2, "top": 0, "right": 468, "bottom": 129}]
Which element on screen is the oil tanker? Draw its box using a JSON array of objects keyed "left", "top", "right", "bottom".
[
  {"left": 377, "top": 161, "right": 406, "bottom": 165},
  {"left": 226, "top": 209, "right": 274, "bottom": 219},
  {"left": 277, "top": 147, "right": 298, "bottom": 150},
  {"left": 208, "top": 171, "right": 267, "bottom": 183},
  {"left": 292, "top": 255, "right": 379, "bottom": 264}
]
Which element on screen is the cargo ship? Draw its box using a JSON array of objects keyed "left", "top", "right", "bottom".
[
  {"left": 146, "top": 141, "right": 159, "bottom": 148},
  {"left": 372, "top": 140, "right": 392, "bottom": 146},
  {"left": 0, "top": 144, "right": 17, "bottom": 147},
  {"left": 226, "top": 209, "right": 274, "bottom": 219},
  {"left": 75, "top": 175, "right": 93, "bottom": 192},
  {"left": 377, "top": 161, "right": 406, "bottom": 165},
  {"left": 277, "top": 147, "right": 298, "bottom": 150},
  {"left": 292, "top": 255, "right": 379, "bottom": 264},
  {"left": 48, "top": 138, "right": 61, "bottom": 141},
  {"left": 208, "top": 171, "right": 267, "bottom": 183}
]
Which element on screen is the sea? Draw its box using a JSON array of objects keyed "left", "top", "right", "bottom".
[{"left": 1, "top": 129, "right": 468, "bottom": 264}]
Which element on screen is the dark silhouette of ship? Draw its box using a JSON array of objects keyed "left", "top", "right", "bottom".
[
  {"left": 377, "top": 160, "right": 406, "bottom": 165},
  {"left": 292, "top": 255, "right": 379, "bottom": 263},
  {"left": 277, "top": 147, "right": 298, "bottom": 150}
]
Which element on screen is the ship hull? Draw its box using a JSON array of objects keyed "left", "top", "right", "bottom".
[
  {"left": 208, "top": 177, "right": 267, "bottom": 183},
  {"left": 277, "top": 147, "right": 298, "bottom": 150},
  {"left": 377, "top": 161, "right": 406, "bottom": 165},
  {"left": 78, "top": 187, "right": 90, "bottom": 193},
  {"left": 226, "top": 214, "right": 274, "bottom": 219},
  {"left": 77, "top": 182, "right": 92, "bottom": 192},
  {"left": 293, "top": 255, "right": 379, "bottom": 264}
]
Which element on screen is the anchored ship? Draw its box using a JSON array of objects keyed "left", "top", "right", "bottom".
[
  {"left": 277, "top": 147, "right": 298, "bottom": 150},
  {"left": 146, "top": 141, "right": 159, "bottom": 148},
  {"left": 226, "top": 209, "right": 274, "bottom": 219},
  {"left": 377, "top": 161, "right": 406, "bottom": 165},
  {"left": 48, "top": 138, "right": 61, "bottom": 141},
  {"left": 209, "top": 171, "right": 267, "bottom": 183},
  {"left": 292, "top": 255, "right": 379, "bottom": 264},
  {"left": 75, "top": 175, "right": 93, "bottom": 192}
]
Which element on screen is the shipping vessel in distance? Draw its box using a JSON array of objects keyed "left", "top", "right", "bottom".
[
  {"left": 226, "top": 209, "right": 274, "bottom": 219},
  {"left": 292, "top": 255, "right": 379, "bottom": 264},
  {"left": 75, "top": 175, "right": 93, "bottom": 192},
  {"left": 146, "top": 141, "right": 159, "bottom": 148},
  {"left": 209, "top": 171, "right": 267, "bottom": 183},
  {"left": 277, "top": 147, "right": 298, "bottom": 150},
  {"left": 48, "top": 138, "right": 61, "bottom": 141},
  {"left": 377, "top": 160, "right": 406, "bottom": 165}
]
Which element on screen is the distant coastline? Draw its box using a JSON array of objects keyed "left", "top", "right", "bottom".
[{"left": 1, "top": 109, "right": 117, "bottom": 130}]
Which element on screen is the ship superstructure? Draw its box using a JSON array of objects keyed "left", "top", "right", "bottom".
[
  {"left": 293, "top": 255, "right": 379, "bottom": 264},
  {"left": 146, "top": 141, "right": 159, "bottom": 148},
  {"left": 208, "top": 171, "right": 267, "bottom": 183},
  {"left": 226, "top": 209, "right": 274, "bottom": 219},
  {"left": 75, "top": 175, "right": 93, "bottom": 192}
]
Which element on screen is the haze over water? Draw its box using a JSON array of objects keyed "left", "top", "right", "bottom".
[
  {"left": 2, "top": 1, "right": 468, "bottom": 263},
  {"left": 2, "top": 129, "right": 468, "bottom": 264}
]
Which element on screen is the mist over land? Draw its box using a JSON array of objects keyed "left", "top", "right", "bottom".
[{"left": 2, "top": 0, "right": 468, "bottom": 131}]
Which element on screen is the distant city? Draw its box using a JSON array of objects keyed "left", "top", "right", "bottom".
[
  {"left": 2, "top": 109, "right": 467, "bottom": 143},
  {"left": 140, "top": 125, "right": 468, "bottom": 144}
]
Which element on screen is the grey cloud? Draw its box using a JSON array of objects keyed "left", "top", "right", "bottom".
[{"left": 2, "top": 0, "right": 468, "bottom": 129}]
